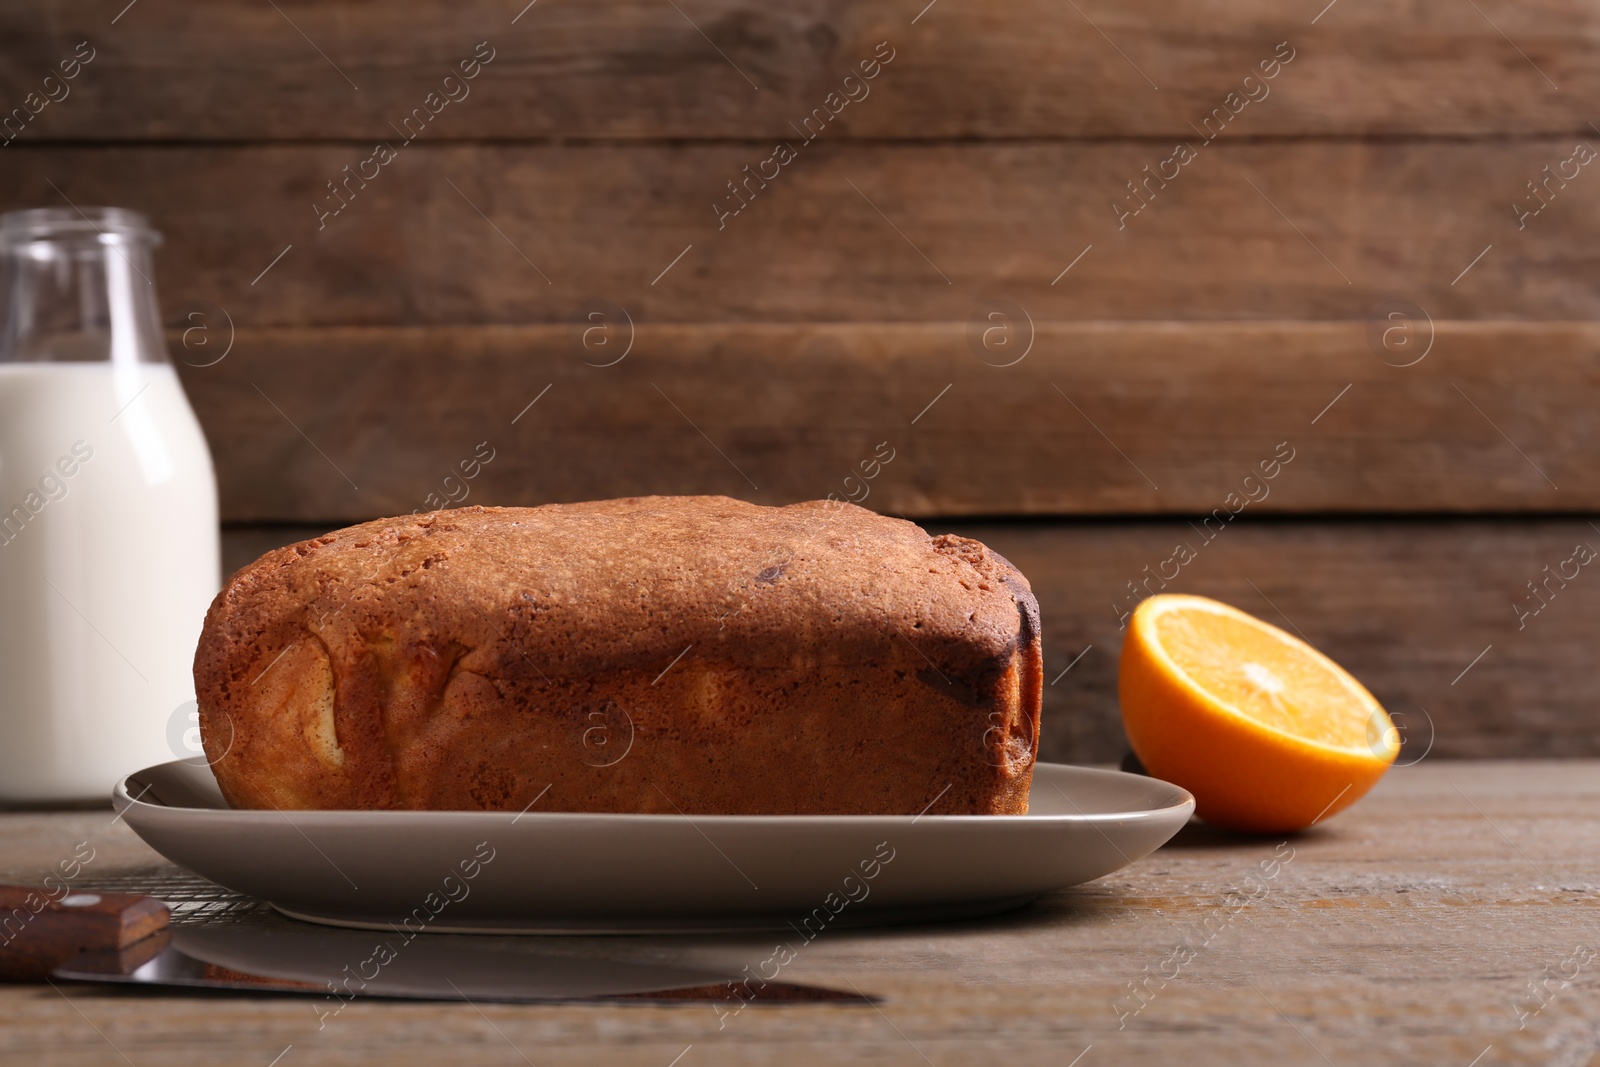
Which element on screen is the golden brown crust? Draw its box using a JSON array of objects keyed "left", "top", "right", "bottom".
[{"left": 196, "top": 497, "right": 1041, "bottom": 814}]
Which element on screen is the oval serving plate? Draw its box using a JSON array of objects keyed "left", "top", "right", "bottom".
[{"left": 114, "top": 760, "right": 1193, "bottom": 934}]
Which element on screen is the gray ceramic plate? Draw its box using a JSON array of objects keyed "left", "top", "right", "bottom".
[{"left": 114, "top": 760, "right": 1193, "bottom": 933}]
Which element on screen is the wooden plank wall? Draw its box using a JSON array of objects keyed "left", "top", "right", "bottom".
[{"left": 5, "top": 0, "right": 1598, "bottom": 762}]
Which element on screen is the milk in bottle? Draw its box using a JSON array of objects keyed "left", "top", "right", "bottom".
[{"left": 0, "top": 207, "right": 220, "bottom": 802}]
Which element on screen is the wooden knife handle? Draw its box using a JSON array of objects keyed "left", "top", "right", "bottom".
[{"left": 0, "top": 885, "right": 169, "bottom": 981}]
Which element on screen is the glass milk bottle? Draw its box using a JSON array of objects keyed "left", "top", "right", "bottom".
[{"left": 0, "top": 207, "right": 219, "bottom": 802}]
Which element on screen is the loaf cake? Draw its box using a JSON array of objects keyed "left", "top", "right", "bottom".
[{"left": 195, "top": 497, "right": 1041, "bottom": 815}]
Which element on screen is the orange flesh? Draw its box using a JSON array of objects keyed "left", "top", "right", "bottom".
[{"left": 1153, "top": 607, "right": 1381, "bottom": 752}]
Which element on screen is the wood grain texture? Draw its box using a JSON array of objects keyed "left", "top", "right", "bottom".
[
  {"left": 178, "top": 322, "right": 1593, "bottom": 522},
  {"left": 1, "top": 762, "right": 1595, "bottom": 1065},
  {"left": 223, "top": 515, "right": 1600, "bottom": 764},
  {"left": 1, "top": 1, "right": 1596, "bottom": 140},
  {"left": 0, "top": 140, "right": 1593, "bottom": 326}
]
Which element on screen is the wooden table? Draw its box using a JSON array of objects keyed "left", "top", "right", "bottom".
[{"left": 2, "top": 761, "right": 1595, "bottom": 1066}]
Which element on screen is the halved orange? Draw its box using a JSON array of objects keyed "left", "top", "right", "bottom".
[{"left": 1120, "top": 594, "right": 1398, "bottom": 833}]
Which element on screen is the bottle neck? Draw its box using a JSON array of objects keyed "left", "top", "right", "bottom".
[{"left": 1, "top": 236, "right": 170, "bottom": 366}]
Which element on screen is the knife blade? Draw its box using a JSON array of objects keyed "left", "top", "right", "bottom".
[{"left": 0, "top": 884, "right": 870, "bottom": 1004}]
